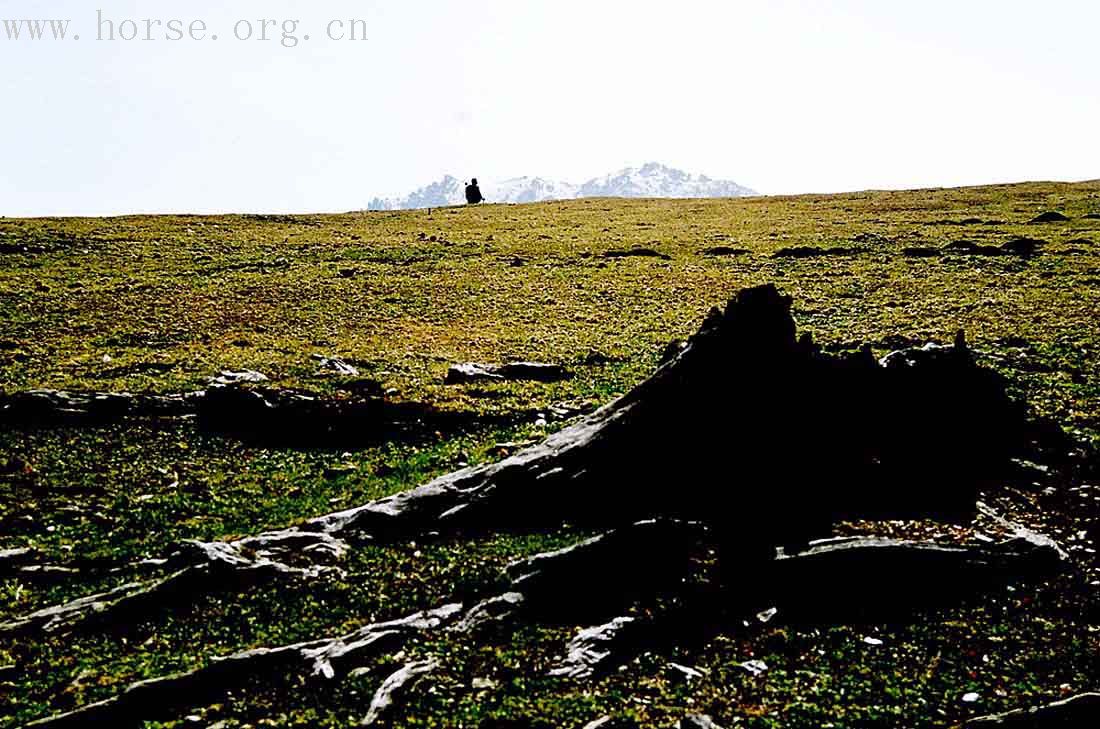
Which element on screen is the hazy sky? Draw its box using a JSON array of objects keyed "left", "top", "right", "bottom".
[{"left": 2, "top": 0, "right": 1098, "bottom": 216}]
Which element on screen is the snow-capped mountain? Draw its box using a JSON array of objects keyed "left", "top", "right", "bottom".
[
  {"left": 366, "top": 163, "right": 756, "bottom": 210},
  {"left": 578, "top": 163, "right": 756, "bottom": 199}
]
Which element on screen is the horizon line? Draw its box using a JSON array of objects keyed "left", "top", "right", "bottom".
[{"left": 4, "top": 177, "right": 1098, "bottom": 220}]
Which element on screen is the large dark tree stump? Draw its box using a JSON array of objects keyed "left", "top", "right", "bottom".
[{"left": 310, "top": 284, "right": 1026, "bottom": 552}]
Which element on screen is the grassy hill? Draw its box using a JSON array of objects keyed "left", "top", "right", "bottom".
[{"left": 1, "top": 182, "right": 1099, "bottom": 727}]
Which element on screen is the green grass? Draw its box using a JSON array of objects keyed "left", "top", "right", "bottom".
[{"left": 2, "top": 181, "right": 1099, "bottom": 727}]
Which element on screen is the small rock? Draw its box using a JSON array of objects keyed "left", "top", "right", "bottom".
[
  {"left": 0, "top": 547, "right": 33, "bottom": 564},
  {"left": 679, "top": 715, "right": 725, "bottom": 729},
  {"left": 445, "top": 361, "right": 569, "bottom": 385},
  {"left": 547, "top": 400, "right": 595, "bottom": 420},
  {"left": 445, "top": 363, "right": 504, "bottom": 384},
  {"left": 581, "top": 718, "right": 641, "bottom": 729},
  {"left": 756, "top": 607, "right": 778, "bottom": 624},
  {"left": 667, "top": 662, "right": 706, "bottom": 681},
  {"left": 208, "top": 370, "right": 268, "bottom": 386},
  {"left": 739, "top": 659, "right": 769, "bottom": 677},
  {"left": 582, "top": 718, "right": 615, "bottom": 729},
  {"left": 312, "top": 355, "right": 360, "bottom": 377},
  {"left": 323, "top": 464, "right": 358, "bottom": 479}
]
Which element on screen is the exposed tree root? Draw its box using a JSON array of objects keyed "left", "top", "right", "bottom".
[
  {"left": 26, "top": 522, "right": 694, "bottom": 725},
  {"left": 0, "top": 549, "right": 86, "bottom": 582},
  {"left": 505, "top": 519, "right": 704, "bottom": 622},
  {"left": 24, "top": 603, "right": 466, "bottom": 728},
  {"left": 0, "top": 389, "right": 201, "bottom": 424},
  {"left": 196, "top": 386, "right": 515, "bottom": 446},
  {"left": 0, "top": 386, "right": 509, "bottom": 447},
  {"left": 550, "top": 616, "right": 649, "bottom": 679},
  {"left": 544, "top": 528, "right": 1069, "bottom": 680},
  {"left": 1, "top": 531, "right": 346, "bottom": 639},
  {"left": 23, "top": 520, "right": 1067, "bottom": 728},
  {"left": 362, "top": 659, "right": 441, "bottom": 726},
  {"left": 0, "top": 547, "right": 35, "bottom": 569},
  {"left": 0, "top": 383, "right": 595, "bottom": 448},
  {"left": 964, "top": 692, "right": 1100, "bottom": 727},
  {"left": 0, "top": 574, "right": 184, "bottom": 639}
]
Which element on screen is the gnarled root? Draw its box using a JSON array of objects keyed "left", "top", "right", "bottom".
[
  {"left": 25, "top": 520, "right": 1068, "bottom": 728},
  {"left": 1, "top": 531, "right": 346, "bottom": 640}
]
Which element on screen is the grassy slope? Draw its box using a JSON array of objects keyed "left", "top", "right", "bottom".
[{"left": 1, "top": 182, "right": 1099, "bottom": 727}]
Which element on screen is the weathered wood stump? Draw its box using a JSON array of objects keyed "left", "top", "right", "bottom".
[{"left": 311, "top": 284, "right": 1027, "bottom": 553}]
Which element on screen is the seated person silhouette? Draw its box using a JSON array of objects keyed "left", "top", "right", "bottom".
[{"left": 465, "top": 178, "right": 484, "bottom": 205}]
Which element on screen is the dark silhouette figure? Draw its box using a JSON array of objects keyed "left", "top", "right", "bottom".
[{"left": 465, "top": 178, "right": 484, "bottom": 205}]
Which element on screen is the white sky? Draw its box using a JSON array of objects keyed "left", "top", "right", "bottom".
[{"left": 1, "top": 0, "right": 1098, "bottom": 216}]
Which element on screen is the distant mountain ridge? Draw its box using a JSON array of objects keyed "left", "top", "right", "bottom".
[{"left": 367, "top": 163, "right": 756, "bottom": 210}]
